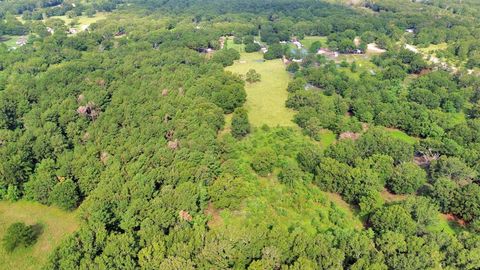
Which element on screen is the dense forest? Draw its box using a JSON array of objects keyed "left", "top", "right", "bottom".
[{"left": 1, "top": 0, "right": 480, "bottom": 269}]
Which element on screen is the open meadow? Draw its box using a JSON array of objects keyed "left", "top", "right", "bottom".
[
  {"left": 0, "top": 201, "right": 79, "bottom": 270},
  {"left": 226, "top": 51, "right": 297, "bottom": 127}
]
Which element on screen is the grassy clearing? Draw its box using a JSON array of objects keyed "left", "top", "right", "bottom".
[
  {"left": 323, "top": 192, "right": 363, "bottom": 229},
  {"left": 213, "top": 128, "right": 363, "bottom": 234},
  {"left": 384, "top": 128, "right": 418, "bottom": 145},
  {"left": 224, "top": 37, "right": 245, "bottom": 53},
  {"left": 429, "top": 214, "right": 464, "bottom": 235},
  {"left": 337, "top": 54, "right": 378, "bottom": 79},
  {"left": 46, "top": 12, "right": 108, "bottom": 30},
  {"left": 380, "top": 188, "right": 409, "bottom": 203},
  {"left": 319, "top": 129, "right": 336, "bottom": 148},
  {"left": 226, "top": 52, "right": 297, "bottom": 127},
  {"left": 301, "top": 36, "right": 328, "bottom": 49},
  {"left": 219, "top": 177, "right": 364, "bottom": 235},
  {"left": 0, "top": 35, "right": 22, "bottom": 48},
  {"left": 419, "top": 43, "right": 448, "bottom": 54},
  {"left": 0, "top": 201, "right": 79, "bottom": 270}
]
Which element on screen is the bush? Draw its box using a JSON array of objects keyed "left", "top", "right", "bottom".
[
  {"left": 233, "top": 37, "right": 242, "bottom": 44},
  {"left": 309, "top": 41, "right": 322, "bottom": 54},
  {"left": 245, "top": 43, "right": 261, "bottom": 53},
  {"left": 251, "top": 149, "right": 277, "bottom": 176},
  {"left": 264, "top": 44, "right": 284, "bottom": 60},
  {"left": 388, "top": 162, "right": 426, "bottom": 194},
  {"left": 2, "top": 222, "right": 38, "bottom": 252},
  {"left": 297, "top": 146, "right": 322, "bottom": 174},
  {"left": 287, "top": 62, "right": 300, "bottom": 73},
  {"left": 287, "top": 78, "right": 306, "bottom": 93},
  {"left": 245, "top": 69, "right": 261, "bottom": 83},
  {"left": 278, "top": 160, "right": 303, "bottom": 187},
  {"left": 243, "top": 36, "right": 254, "bottom": 44},
  {"left": 231, "top": 108, "right": 251, "bottom": 139}
]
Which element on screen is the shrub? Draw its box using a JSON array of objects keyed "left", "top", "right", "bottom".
[
  {"left": 2, "top": 222, "right": 38, "bottom": 252},
  {"left": 287, "top": 78, "right": 306, "bottom": 93},
  {"left": 251, "top": 149, "right": 276, "bottom": 177},
  {"left": 243, "top": 36, "right": 254, "bottom": 44},
  {"left": 278, "top": 160, "right": 303, "bottom": 187},
  {"left": 245, "top": 43, "right": 261, "bottom": 53},
  {"left": 231, "top": 108, "right": 251, "bottom": 139},
  {"left": 287, "top": 62, "right": 300, "bottom": 73},
  {"left": 297, "top": 146, "right": 322, "bottom": 173},
  {"left": 245, "top": 69, "right": 261, "bottom": 83},
  {"left": 309, "top": 41, "right": 322, "bottom": 53},
  {"left": 264, "top": 44, "right": 284, "bottom": 60}
]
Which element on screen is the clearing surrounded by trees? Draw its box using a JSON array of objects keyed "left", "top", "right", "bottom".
[
  {"left": 0, "top": 201, "right": 78, "bottom": 270},
  {"left": 226, "top": 51, "right": 297, "bottom": 127}
]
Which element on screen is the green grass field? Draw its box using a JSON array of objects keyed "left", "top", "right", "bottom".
[
  {"left": 384, "top": 128, "right": 418, "bottom": 145},
  {"left": 419, "top": 43, "right": 448, "bottom": 54},
  {"left": 224, "top": 37, "right": 245, "bottom": 53},
  {"left": 318, "top": 129, "right": 336, "bottom": 148},
  {"left": 48, "top": 12, "right": 108, "bottom": 25},
  {"left": 428, "top": 214, "right": 464, "bottom": 235},
  {"left": 45, "top": 12, "right": 108, "bottom": 30},
  {"left": 301, "top": 36, "right": 328, "bottom": 49},
  {"left": 226, "top": 52, "right": 297, "bottom": 127},
  {"left": 0, "top": 35, "right": 25, "bottom": 48},
  {"left": 0, "top": 201, "right": 79, "bottom": 270},
  {"left": 337, "top": 54, "right": 379, "bottom": 79}
]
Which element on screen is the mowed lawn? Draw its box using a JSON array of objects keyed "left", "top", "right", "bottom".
[
  {"left": 0, "top": 201, "right": 79, "bottom": 270},
  {"left": 226, "top": 52, "right": 297, "bottom": 127}
]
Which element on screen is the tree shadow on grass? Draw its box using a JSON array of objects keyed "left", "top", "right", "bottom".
[{"left": 30, "top": 223, "right": 44, "bottom": 243}]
